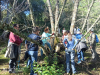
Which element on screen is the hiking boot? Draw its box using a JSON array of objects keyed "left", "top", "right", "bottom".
[
  {"left": 9, "top": 69, "right": 12, "bottom": 73},
  {"left": 81, "top": 58, "right": 84, "bottom": 61},
  {"left": 77, "top": 61, "right": 81, "bottom": 64}
]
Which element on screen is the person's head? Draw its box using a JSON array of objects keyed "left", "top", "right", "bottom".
[
  {"left": 44, "top": 27, "right": 49, "bottom": 33},
  {"left": 68, "top": 33, "right": 72, "bottom": 41},
  {"left": 63, "top": 28, "right": 65, "bottom": 30},
  {"left": 13, "top": 24, "right": 19, "bottom": 30},
  {"left": 32, "top": 26, "right": 40, "bottom": 35},
  {"left": 89, "top": 28, "right": 94, "bottom": 33},
  {"left": 63, "top": 30, "right": 69, "bottom": 36}
]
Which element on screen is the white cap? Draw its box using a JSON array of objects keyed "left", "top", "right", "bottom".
[{"left": 90, "top": 28, "right": 94, "bottom": 31}]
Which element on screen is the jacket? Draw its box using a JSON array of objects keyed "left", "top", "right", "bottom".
[
  {"left": 9, "top": 32, "right": 22, "bottom": 45},
  {"left": 88, "top": 33, "right": 96, "bottom": 46},
  {"left": 5, "top": 42, "right": 21, "bottom": 59}
]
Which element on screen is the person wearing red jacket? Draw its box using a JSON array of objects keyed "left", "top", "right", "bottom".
[{"left": 9, "top": 24, "right": 23, "bottom": 73}]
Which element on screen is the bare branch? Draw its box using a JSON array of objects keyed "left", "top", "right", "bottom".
[{"left": 81, "top": 0, "right": 95, "bottom": 32}]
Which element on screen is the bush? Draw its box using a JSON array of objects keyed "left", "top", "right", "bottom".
[
  {"left": 33, "top": 53, "right": 65, "bottom": 75},
  {"left": 1, "top": 47, "right": 7, "bottom": 54}
]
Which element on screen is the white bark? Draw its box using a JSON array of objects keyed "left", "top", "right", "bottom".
[
  {"left": 55, "top": 0, "right": 59, "bottom": 36},
  {"left": 47, "top": 0, "right": 55, "bottom": 33},
  {"left": 27, "top": 0, "right": 35, "bottom": 27},
  {"left": 70, "top": 0, "right": 80, "bottom": 34},
  {"left": 55, "top": 0, "right": 67, "bottom": 35},
  {"left": 81, "top": 0, "right": 95, "bottom": 32}
]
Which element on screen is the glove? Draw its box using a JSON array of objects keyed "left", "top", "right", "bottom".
[{"left": 52, "top": 33, "right": 55, "bottom": 35}]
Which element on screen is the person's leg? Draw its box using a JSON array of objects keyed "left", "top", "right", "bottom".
[
  {"left": 27, "top": 59, "right": 31, "bottom": 68},
  {"left": 9, "top": 44, "right": 18, "bottom": 73},
  {"left": 91, "top": 45, "right": 97, "bottom": 60},
  {"left": 28, "top": 51, "right": 38, "bottom": 75},
  {"left": 9, "top": 58, "right": 15, "bottom": 73},
  {"left": 81, "top": 50, "right": 84, "bottom": 61},
  {"left": 77, "top": 51, "right": 81, "bottom": 64},
  {"left": 70, "top": 52, "right": 76, "bottom": 74},
  {"left": 24, "top": 50, "right": 29, "bottom": 61},
  {"left": 46, "top": 42, "right": 52, "bottom": 51},
  {"left": 66, "top": 52, "right": 70, "bottom": 73}
]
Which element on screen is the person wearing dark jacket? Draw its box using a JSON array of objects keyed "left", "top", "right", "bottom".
[{"left": 27, "top": 26, "right": 42, "bottom": 75}]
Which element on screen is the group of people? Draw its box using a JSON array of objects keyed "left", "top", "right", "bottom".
[
  {"left": 62, "top": 27, "right": 98, "bottom": 74},
  {"left": 5, "top": 24, "right": 98, "bottom": 75}
]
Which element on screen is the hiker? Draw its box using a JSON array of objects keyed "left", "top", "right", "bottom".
[
  {"left": 27, "top": 26, "right": 42, "bottom": 75},
  {"left": 6, "top": 24, "right": 23, "bottom": 73},
  {"left": 55, "top": 30, "right": 68, "bottom": 52},
  {"left": 41, "top": 27, "right": 54, "bottom": 56},
  {"left": 63, "top": 33, "right": 77, "bottom": 74},
  {"left": 88, "top": 28, "right": 98, "bottom": 61},
  {"left": 75, "top": 31, "right": 88, "bottom": 64}
]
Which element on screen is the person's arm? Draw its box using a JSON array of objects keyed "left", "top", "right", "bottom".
[
  {"left": 72, "top": 39, "right": 78, "bottom": 50},
  {"left": 25, "top": 40, "right": 29, "bottom": 50}
]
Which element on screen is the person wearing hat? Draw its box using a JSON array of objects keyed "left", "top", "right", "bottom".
[
  {"left": 75, "top": 31, "right": 88, "bottom": 64},
  {"left": 27, "top": 26, "right": 43, "bottom": 75},
  {"left": 88, "top": 28, "right": 98, "bottom": 61}
]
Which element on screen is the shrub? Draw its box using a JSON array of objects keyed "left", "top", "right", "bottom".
[
  {"left": 33, "top": 53, "right": 65, "bottom": 75},
  {"left": 1, "top": 47, "right": 7, "bottom": 54}
]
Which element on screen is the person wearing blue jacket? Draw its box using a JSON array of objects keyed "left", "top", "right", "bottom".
[
  {"left": 75, "top": 31, "right": 87, "bottom": 64},
  {"left": 63, "top": 33, "right": 77, "bottom": 74},
  {"left": 28, "top": 26, "right": 43, "bottom": 75}
]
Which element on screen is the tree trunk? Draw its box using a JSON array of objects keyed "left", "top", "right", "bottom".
[
  {"left": 81, "top": 0, "right": 95, "bottom": 32},
  {"left": 47, "top": 0, "right": 55, "bottom": 33},
  {"left": 55, "top": 0, "right": 59, "bottom": 36},
  {"left": 70, "top": 0, "right": 79, "bottom": 34},
  {"left": 55, "top": 0, "right": 67, "bottom": 36},
  {"left": 27, "top": 0, "right": 35, "bottom": 27}
]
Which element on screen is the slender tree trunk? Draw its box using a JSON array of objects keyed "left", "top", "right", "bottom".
[
  {"left": 55, "top": 0, "right": 59, "bottom": 36},
  {"left": 27, "top": 0, "right": 35, "bottom": 27},
  {"left": 47, "top": 0, "right": 55, "bottom": 33},
  {"left": 55, "top": 0, "right": 67, "bottom": 36},
  {"left": 70, "top": 0, "right": 79, "bottom": 34},
  {"left": 81, "top": 0, "right": 95, "bottom": 32}
]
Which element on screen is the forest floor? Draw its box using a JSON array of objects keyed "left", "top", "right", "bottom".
[{"left": 0, "top": 41, "right": 100, "bottom": 75}]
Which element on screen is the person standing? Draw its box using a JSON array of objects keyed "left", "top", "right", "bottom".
[
  {"left": 63, "top": 33, "right": 77, "bottom": 74},
  {"left": 88, "top": 28, "right": 98, "bottom": 61},
  {"left": 8, "top": 24, "right": 23, "bottom": 73},
  {"left": 27, "top": 26, "right": 42, "bottom": 75}
]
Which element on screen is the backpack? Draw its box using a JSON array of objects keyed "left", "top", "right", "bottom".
[{"left": 95, "top": 35, "right": 99, "bottom": 43}]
